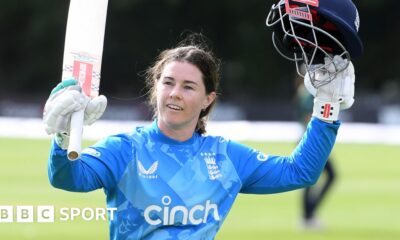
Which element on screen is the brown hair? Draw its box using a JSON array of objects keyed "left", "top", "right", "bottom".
[{"left": 145, "top": 35, "right": 220, "bottom": 134}]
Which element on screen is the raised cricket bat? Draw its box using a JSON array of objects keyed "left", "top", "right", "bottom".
[{"left": 61, "top": 0, "right": 109, "bottom": 160}]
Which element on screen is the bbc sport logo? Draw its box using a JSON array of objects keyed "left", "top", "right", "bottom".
[{"left": 0, "top": 205, "right": 117, "bottom": 223}]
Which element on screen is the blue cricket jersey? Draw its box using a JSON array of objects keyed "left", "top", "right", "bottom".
[{"left": 48, "top": 117, "right": 339, "bottom": 239}]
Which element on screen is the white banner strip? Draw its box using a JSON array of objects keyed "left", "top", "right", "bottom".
[{"left": 0, "top": 117, "right": 399, "bottom": 145}]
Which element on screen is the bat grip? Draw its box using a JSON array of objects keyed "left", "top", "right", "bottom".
[{"left": 67, "top": 109, "right": 85, "bottom": 160}]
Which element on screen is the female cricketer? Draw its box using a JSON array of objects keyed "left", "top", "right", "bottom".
[{"left": 43, "top": 0, "right": 362, "bottom": 238}]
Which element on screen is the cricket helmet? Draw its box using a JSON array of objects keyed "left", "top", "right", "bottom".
[{"left": 266, "top": 0, "right": 363, "bottom": 87}]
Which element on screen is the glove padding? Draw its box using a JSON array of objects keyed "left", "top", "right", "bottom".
[
  {"left": 304, "top": 55, "right": 355, "bottom": 122},
  {"left": 43, "top": 79, "right": 107, "bottom": 149}
]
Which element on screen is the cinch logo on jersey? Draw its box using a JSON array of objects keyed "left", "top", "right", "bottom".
[{"left": 144, "top": 196, "right": 220, "bottom": 226}]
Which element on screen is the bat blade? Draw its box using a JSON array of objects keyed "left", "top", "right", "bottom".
[{"left": 62, "top": 0, "right": 109, "bottom": 160}]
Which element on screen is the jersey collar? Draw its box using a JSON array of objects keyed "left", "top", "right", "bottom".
[{"left": 148, "top": 119, "right": 199, "bottom": 145}]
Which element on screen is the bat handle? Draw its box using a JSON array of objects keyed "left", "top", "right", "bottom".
[{"left": 67, "top": 109, "right": 85, "bottom": 160}]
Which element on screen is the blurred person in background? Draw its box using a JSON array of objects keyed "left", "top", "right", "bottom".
[{"left": 294, "top": 75, "right": 336, "bottom": 230}]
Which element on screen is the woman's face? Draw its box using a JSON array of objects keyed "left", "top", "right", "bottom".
[{"left": 156, "top": 61, "right": 216, "bottom": 133}]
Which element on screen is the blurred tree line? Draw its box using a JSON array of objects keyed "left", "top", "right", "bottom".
[{"left": 0, "top": 0, "right": 399, "bottom": 107}]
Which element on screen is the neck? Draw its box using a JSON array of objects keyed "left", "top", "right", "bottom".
[{"left": 157, "top": 120, "right": 196, "bottom": 142}]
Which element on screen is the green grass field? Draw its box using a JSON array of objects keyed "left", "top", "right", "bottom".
[{"left": 0, "top": 138, "right": 399, "bottom": 240}]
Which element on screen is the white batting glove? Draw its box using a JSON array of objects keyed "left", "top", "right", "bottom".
[
  {"left": 43, "top": 79, "right": 107, "bottom": 149},
  {"left": 84, "top": 95, "right": 108, "bottom": 125},
  {"left": 304, "top": 55, "right": 355, "bottom": 122}
]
